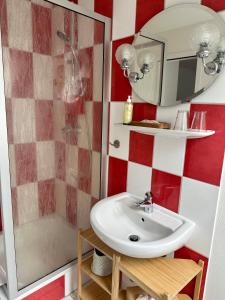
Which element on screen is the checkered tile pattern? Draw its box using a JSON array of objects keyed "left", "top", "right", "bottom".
[
  {"left": 108, "top": 1, "right": 225, "bottom": 299},
  {"left": 1, "top": 0, "right": 104, "bottom": 229}
]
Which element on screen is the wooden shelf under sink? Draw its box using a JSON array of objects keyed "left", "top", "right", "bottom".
[{"left": 78, "top": 228, "right": 204, "bottom": 300}]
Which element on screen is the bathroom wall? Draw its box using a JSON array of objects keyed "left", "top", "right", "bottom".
[{"left": 108, "top": 0, "right": 225, "bottom": 299}]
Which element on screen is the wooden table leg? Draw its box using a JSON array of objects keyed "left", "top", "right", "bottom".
[
  {"left": 77, "top": 229, "right": 82, "bottom": 300},
  {"left": 111, "top": 254, "right": 121, "bottom": 300},
  {"left": 193, "top": 260, "right": 204, "bottom": 300}
]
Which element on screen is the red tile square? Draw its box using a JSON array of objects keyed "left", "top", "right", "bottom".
[
  {"left": 78, "top": 148, "right": 91, "bottom": 194},
  {"left": 9, "top": 49, "right": 33, "bottom": 98},
  {"left": 111, "top": 37, "right": 133, "bottom": 101},
  {"left": 132, "top": 103, "right": 157, "bottom": 121},
  {"left": 5, "top": 98, "right": 13, "bottom": 144},
  {"left": 184, "top": 104, "right": 225, "bottom": 186},
  {"left": 79, "top": 47, "right": 93, "bottom": 101},
  {"left": 94, "top": 0, "right": 113, "bottom": 18},
  {"left": 93, "top": 102, "right": 102, "bottom": 152},
  {"left": 15, "top": 143, "right": 37, "bottom": 186},
  {"left": 66, "top": 184, "right": 77, "bottom": 226},
  {"left": 174, "top": 247, "right": 208, "bottom": 300},
  {"left": 129, "top": 132, "right": 154, "bottom": 167},
  {"left": 36, "top": 100, "right": 53, "bottom": 141},
  {"left": 202, "top": 0, "right": 225, "bottom": 11},
  {"left": 0, "top": 0, "right": 8, "bottom": 46},
  {"left": 94, "top": 21, "right": 105, "bottom": 45},
  {"left": 38, "top": 179, "right": 55, "bottom": 216},
  {"left": 23, "top": 276, "right": 65, "bottom": 300},
  {"left": 55, "top": 142, "right": 66, "bottom": 181},
  {"left": 32, "top": 4, "right": 52, "bottom": 55},
  {"left": 151, "top": 169, "right": 181, "bottom": 212},
  {"left": 65, "top": 113, "right": 78, "bottom": 145},
  {"left": 135, "top": 0, "right": 164, "bottom": 32},
  {"left": 108, "top": 156, "right": 128, "bottom": 197}
]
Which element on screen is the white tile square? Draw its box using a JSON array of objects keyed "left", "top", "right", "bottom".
[
  {"left": 17, "top": 183, "right": 39, "bottom": 225},
  {"left": 31, "top": 0, "right": 53, "bottom": 8},
  {"left": 2, "top": 48, "right": 11, "bottom": 98},
  {"left": 153, "top": 136, "right": 186, "bottom": 176},
  {"left": 112, "top": 0, "right": 137, "bottom": 40},
  {"left": 109, "top": 102, "right": 130, "bottom": 161},
  {"left": 52, "top": 6, "right": 65, "bottom": 56},
  {"left": 37, "top": 141, "right": 55, "bottom": 180},
  {"left": 66, "top": 145, "right": 78, "bottom": 187},
  {"left": 77, "top": 190, "right": 91, "bottom": 230},
  {"left": 93, "top": 44, "right": 104, "bottom": 102},
  {"left": 165, "top": 0, "right": 200, "bottom": 8},
  {"left": 78, "top": 102, "right": 93, "bottom": 149},
  {"left": 127, "top": 162, "right": 152, "bottom": 197},
  {"left": 7, "top": 0, "right": 33, "bottom": 52},
  {"left": 12, "top": 98, "right": 36, "bottom": 144},
  {"left": 78, "top": 0, "right": 94, "bottom": 10},
  {"left": 8, "top": 145, "right": 16, "bottom": 188},
  {"left": 91, "top": 151, "right": 101, "bottom": 199},
  {"left": 156, "top": 103, "right": 190, "bottom": 129},
  {"left": 179, "top": 177, "right": 219, "bottom": 257},
  {"left": 33, "top": 54, "right": 53, "bottom": 100},
  {"left": 77, "top": 14, "right": 94, "bottom": 49}
]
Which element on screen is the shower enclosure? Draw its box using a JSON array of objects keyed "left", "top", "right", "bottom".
[{"left": 0, "top": 0, "right": 110, "bottom": 299}]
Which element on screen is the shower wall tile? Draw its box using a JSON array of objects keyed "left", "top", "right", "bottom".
[
  {"left": 79, "top": 47, "right": 93, "bottom": 101},
  {"left": 5, "top": 98, "right": 13, "bottom": 143},
  {"left": 31, "top": 0, "right": 53, "bottom": 9},
  {"left": 66, "top": 185, "right": 77, "bottom": 226},
  {"left": 66, "top": 144, "right": 78, "bottom": 187},
  {"left": 55, "top": 179, "right": 66, "bottom": 219},
  {"left": 78, "top": 148, "right": 91, "bottom": 194},
  {"left": 93, "top": 44, "right": 103, "bottom": 101},
  {"left": 10, "top": 49, "right": 33, "bottom": 98},
  {"left": 15, "top": 143, "right": 37, "bottom": 186},
  {"left": 94, "top": 21, "right": 104, "bottom": 45},
  {"left": 0, "top": 0, "right": 8, "bottom": 47},
  {"left": 108, "top": 156, "right": 128, "bottom": 197},
  {"left": 78, "top": 114, "right": 91, "bottom": 149},
  {"left": 53, "top": 100, "right": 65, "bottom": 142},
  {"left": 94, "top": 0, "right": 113, "bottom": 18},
  {"left": 8, "top": 145, "right": 16, "bottom": 187},
  {"left": 12, "top": 98, "right": 36, "bottom": 144},
  {"left": 2, "top": 48, "right": 11, "bottom": 97},
  {"left": 77, "top": 190, "right": 91, "bottom": 230},
  {"left": 35, "top": 100, "right": 54, "bottom": 141},
  {"left": 52, "top": 6, "right": 65, "bottom": 56},
  {"left": 55, "top": 141, "right": 66, "bottom": 181},
  {"left": 11, "top": 187, "right": 18, "bottom": 226},
  {"left": 37, "top": 141, "right": 55, "bottom": 181},
  {"left": 17, "top": 182, "right": 39, "bottom": 225},
  {"left": 6, "top": 0, "right": 33, "bottom": 52},
  {"left": 93, "top": 102, "right": 102, "bottom": 152},
  {"left": 91, "top": 151, "right": 101, "bottom": 199},
  {"left": 33, "top": 53, "right": 53, "bottom": 100},
  {"left": 53, "top": 54, "right": 65, "bottom": 100},
  {"left": 32, "top": 3, "right": 52, "bottom": 55},
  {"left": 38, "top": 179, "right": 55, "bottom": 216},
  {"left": 77, "top": 14, "right": 94, "bottom": 49}
]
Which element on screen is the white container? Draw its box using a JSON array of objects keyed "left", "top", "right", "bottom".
[
  {"left": 123, "top": 95, "right": 133, "bottom": 124},
  {"left": 91, "top": 249, "right": 112, "bottom": 277}
]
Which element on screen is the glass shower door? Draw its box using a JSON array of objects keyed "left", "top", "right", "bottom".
[{"left": 0, "top": 0, "right": 106, "bottom": 292}]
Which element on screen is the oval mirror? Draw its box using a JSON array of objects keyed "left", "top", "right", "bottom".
[{"left": 131, "top": 4, "right": 225, "bottom": 106}]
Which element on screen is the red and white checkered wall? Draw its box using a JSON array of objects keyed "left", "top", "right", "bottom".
[{"left": 108, "top": 1, "right": 225, "bottom": 300}]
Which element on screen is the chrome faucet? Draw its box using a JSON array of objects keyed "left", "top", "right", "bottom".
[{"left": 137, "top": 192, "right": 154, "bottom": 213}]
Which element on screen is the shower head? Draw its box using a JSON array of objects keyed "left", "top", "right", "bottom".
[{"left": 57, "top": 30, "right": 70, "bottom": 44}]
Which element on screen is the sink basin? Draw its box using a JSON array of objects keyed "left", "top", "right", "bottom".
[{"left": 90, "top": 192, "right": 195, "bottom": 258}]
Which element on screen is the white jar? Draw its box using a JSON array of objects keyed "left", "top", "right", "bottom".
[{"left": 91, "top": 249, "right": 112, "bottom": 277}]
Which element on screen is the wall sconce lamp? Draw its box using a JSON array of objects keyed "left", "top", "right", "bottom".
[
  {"left": 193, "top": 23, "right": 225, "bottom": 75},
  {"left": 115, "top": 44, "right": 155, "bottom": 83}
]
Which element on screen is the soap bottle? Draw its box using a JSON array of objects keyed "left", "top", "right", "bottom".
[{"left": 123, "top": 96, "right": 133, "bottom": 124}]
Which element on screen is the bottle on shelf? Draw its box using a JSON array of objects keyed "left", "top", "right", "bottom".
[{"left": 123, "top": 95, "right": 133, "bottom": 124}]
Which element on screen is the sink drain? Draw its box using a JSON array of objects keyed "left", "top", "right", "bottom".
[{"left": 128, "top": 234, "right": 140, "bottom": 242}]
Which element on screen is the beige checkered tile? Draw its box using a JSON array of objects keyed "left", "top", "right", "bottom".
[
  {"left": 55, "top": 179, "right": 66, "bottom": 219},
  {"left": 37, "top": 141, "right": 55, "bottom": 181},
  {"left": 8, "top": 145, "right": 16, "bottom": 188},
  {"left": 52, "top": 6, "right": 65, "bottom": 56},
  {"left": 66, "top": 144, "right": 78, "bottom": 187},
  {"left": 77, "top": 190, "right": 91, "bottom": 230},
  {"left": 78, "top": 102, "right": 93, "bottom": 149},
  {"left": 2, "top": 48, "right": 12, "bottom": 98}
]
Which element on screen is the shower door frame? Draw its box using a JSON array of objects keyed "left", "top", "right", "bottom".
[{"left": 0, "top": 0, "right": 111, "bottom": 299}]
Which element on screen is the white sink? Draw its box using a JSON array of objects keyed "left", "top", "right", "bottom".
[{"left": 90, "top": 192, "right": 195, "bottom": 258}]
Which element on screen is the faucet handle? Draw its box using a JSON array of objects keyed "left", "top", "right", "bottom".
[{"left": 145, "top": 191, "right": 152, "bottom": 201}]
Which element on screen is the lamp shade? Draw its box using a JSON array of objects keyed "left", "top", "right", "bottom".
[
  {"left": 137, "top": 50, "right": 155, "bottom": 68},
  {"left": 191, "top": 22, "right": 221, "bottom": 51},
  {"left": 115, "top": 44, "right": 136, "bottom": 66}
]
